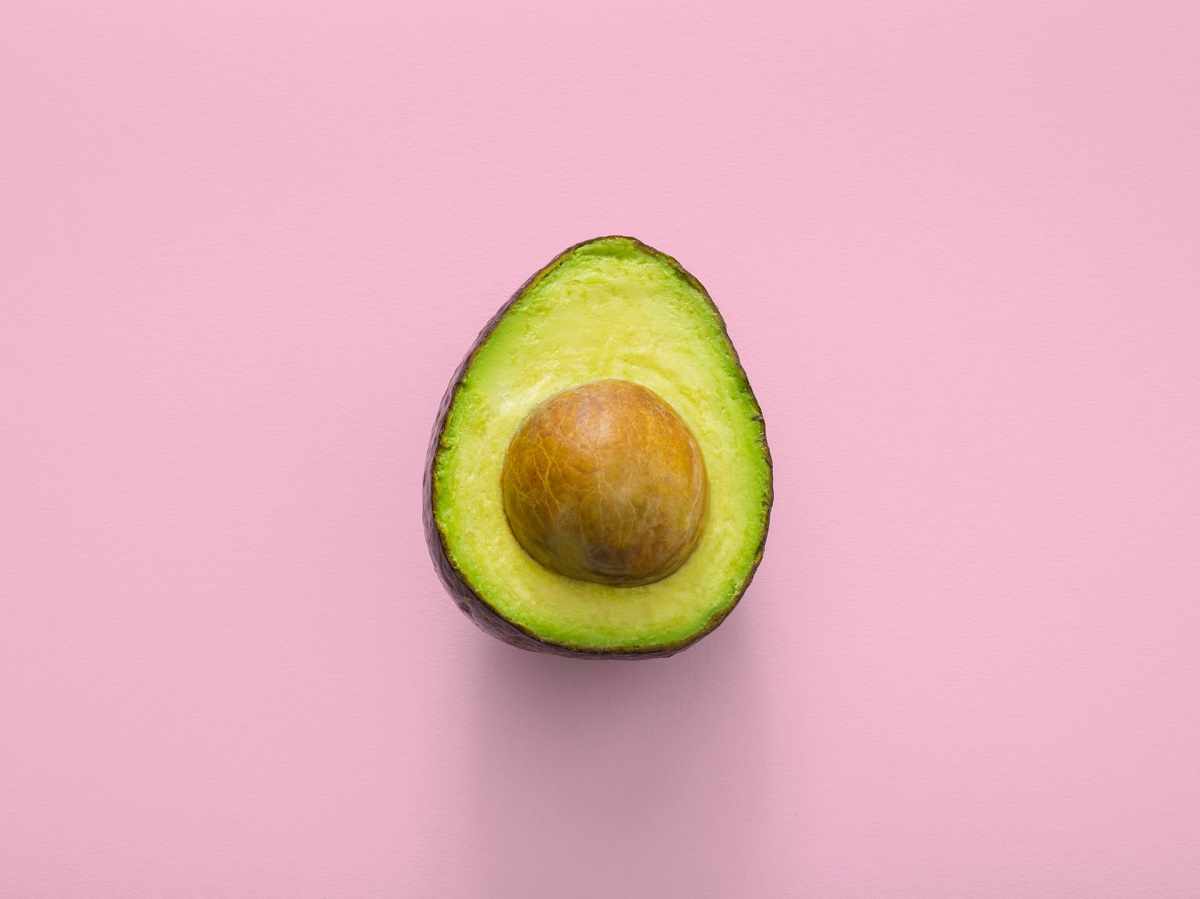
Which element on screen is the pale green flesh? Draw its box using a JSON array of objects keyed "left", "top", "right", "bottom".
[{"left": 434, "top": 238, "right": 770, "bottom": 651}]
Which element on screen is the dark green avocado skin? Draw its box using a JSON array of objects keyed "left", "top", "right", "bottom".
[{"left": 422, "top": 237, "right": 773, "bottom": 659}]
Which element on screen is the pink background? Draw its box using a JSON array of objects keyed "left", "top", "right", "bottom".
[{"left": 2, "top": 2, "right": 1198, "bottom": 896}]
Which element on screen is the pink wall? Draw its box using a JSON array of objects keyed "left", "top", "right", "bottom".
[{"left": 2, "top": 1, "right": 1198, "bottom": 895}]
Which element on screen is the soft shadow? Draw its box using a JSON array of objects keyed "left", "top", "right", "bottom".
[{"left": 461, "top": 616, "right": 768, "bottom": 896}]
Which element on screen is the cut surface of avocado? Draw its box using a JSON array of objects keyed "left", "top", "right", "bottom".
[{"left": 426, "top": 236, "right": 772, "bottom": 657}]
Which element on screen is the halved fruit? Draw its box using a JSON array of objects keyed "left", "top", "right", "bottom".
[{"left": 423, "top": 236, "right": 772, "bottom": 658}]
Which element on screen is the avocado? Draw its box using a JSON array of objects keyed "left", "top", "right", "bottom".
[{"left": 423, "top": 236, "right": 772, "bottom": 658}]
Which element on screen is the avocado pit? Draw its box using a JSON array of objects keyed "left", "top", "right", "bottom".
[{"left": 501, "top": 379, "right": 708, "bottom": 587}]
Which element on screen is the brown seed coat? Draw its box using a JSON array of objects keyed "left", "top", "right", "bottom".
[{"left": 501, "top": 380, "right": 709, "bottom": 587}]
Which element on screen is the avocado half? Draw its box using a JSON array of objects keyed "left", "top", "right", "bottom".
[{"left": 423, "top": 237, "right": 772, "bottom": 659}]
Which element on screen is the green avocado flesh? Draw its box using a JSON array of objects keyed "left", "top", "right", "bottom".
[{"left": 432, "top": 237, "right": 771, "bottom": 653}]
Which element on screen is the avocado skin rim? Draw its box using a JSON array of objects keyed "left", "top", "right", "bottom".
[{"left": 422, "top": 236, "right": 774, "bottom": 659}]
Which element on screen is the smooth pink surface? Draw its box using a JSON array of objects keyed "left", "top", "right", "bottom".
[{"left": 2, "top": 2, "right": 1198, "bottom": 896}]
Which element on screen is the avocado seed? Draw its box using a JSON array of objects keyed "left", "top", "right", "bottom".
[{"left": 501, "top": 379, "right": 708, "bottom": 587}]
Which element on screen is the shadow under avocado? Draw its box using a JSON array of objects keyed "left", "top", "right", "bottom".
[{"left": 462, "top": 615, "right": 768, "bottom": 895}]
